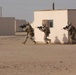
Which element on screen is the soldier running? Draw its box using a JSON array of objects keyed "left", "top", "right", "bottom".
[{"left": 20, "top": 23, "right": 36, "bottom": 44}]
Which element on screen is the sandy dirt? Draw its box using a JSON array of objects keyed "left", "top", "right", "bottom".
[{"left": 0, "top": 34, "right": 76, "bottom": 75}]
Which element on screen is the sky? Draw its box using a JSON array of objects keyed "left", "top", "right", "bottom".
[{"left": 0, "top": 0, "right": 76, "bottom": 22}]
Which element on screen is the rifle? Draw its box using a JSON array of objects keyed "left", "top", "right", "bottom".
[
  {"left": 61, "top": 26, "right": 68, "bottom": 30},
  {"left": 19, "top": 24, "right": 26, "bottom": 29},
  {"left": 37, "top": 26, "right": 42, "bottom": 29}
]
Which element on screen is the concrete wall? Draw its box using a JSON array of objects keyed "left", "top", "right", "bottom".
[
  {"left": 67, "top": 10, "right": 76, "bottom": 42},
  {"left": 33, "top": 10, "right": 68, "bottom": 43},
  {"left": 16, "top": 19, "right": 26, "bottom": 32},
  {"left": 0, "top": 17, "right": 15, "bottom": 35},
  {"left": 68, "top": 9, "right": 76, "bottom": 28},
  {"left": 0, "top": 7, "right": 2, "bottom": 17}
]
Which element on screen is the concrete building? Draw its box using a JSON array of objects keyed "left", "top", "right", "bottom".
[
  {"left": 0, "top": 17, "right": 15, "bottom": 35},
  {"left": 0, "top": 7, "right": 2, "bottom": 17},
  {"left": 16, "top": 19, "right": 26, "bottom": 32},
  {"left": 32, "top": 9, "right": 76, "bottom": 44}
]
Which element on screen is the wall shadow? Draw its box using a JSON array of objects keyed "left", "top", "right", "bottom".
[
  {"left": 62, "top": 34, "right": 68, "bottom": 44},
  {"left": 54, "top": 36, "right": 61, "bottom": 44}
]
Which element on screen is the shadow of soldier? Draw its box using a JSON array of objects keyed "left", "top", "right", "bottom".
[
  {"left": 54, "top": 36, "right": 61, "bottom": 44},
  {"left": 62, "top": 34, "right": 68, "bottom": 44}
]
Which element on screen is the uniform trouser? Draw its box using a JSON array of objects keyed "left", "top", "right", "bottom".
[
  {"left": 44, "top": 34, "right": 51, "bottom": 44},
  {"left": 24, "top": 34, "right": 36, "bottom": 44},
  {"left": 69, "top": 32, "right": 76, "bottom": 44},
  {"left": 71, "top": 32, "right": 76, "bottom": 40}
]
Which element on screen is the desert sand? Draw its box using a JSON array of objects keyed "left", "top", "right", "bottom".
[{"left": 0, "top": 33, "right": 76, "bottom": 75}]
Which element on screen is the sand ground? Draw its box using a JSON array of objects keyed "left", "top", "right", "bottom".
[{"left": 0, "top": 34, "right": 76, "bottom": 75}]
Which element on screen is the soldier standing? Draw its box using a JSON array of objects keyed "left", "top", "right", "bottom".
[{"left": 63, "top": 22, "right": 76, "bottom": 44}]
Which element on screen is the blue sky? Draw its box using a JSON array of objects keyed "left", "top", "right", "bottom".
[{"left": 0, "top": 0, "right": 76, "bottom": 22}]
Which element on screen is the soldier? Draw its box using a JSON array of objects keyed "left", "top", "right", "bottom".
[
  {"left": 37, "top": 24, "right": 51, "bottom": 44},
  {"left": 63, "top": 22, "right": 76, "bottom": 44},
  {"left": 20, "top": 23, "right": 36, "bottom": 44}
]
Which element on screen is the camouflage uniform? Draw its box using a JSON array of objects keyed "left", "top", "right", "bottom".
[
  {"left": 63, "top": 23, "right": 76, "bottom": 44},
  {"left": 23, "top": 24, "right": 36, "bottom": 44},
  {"left": 42, "top": 25, "right": 51, "bottom": 44}
]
